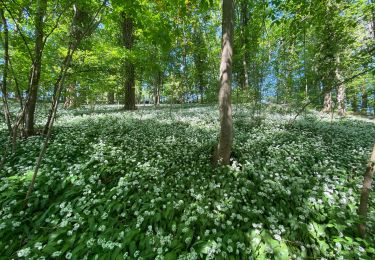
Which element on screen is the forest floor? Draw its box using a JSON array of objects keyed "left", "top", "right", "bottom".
[{"left": 0, "top": 104, "right": 374, "bottom": 259}]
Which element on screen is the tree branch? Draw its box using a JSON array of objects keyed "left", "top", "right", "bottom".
[{"left": 0, "top": 0, "right": 34, "bottom": 62}]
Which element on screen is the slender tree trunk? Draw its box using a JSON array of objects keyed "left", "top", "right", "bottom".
[
  {"left": 107, "top": 91, "right": 115, "bottom": 104},
  {"left": 24, "top": 0, "right": 47, "bottom": 137},
  {"left": 240, "top": 0, "right": 249, "bottom": 90},
  {"left": 28, "top": 1, "right": 106, "bottom": 201},
  {"left": 336, "top": 68, "right": 346, "bottom": 116},
  {"left": 182, "top": 24, "right": 187, "bottom": 98},
  {"left": 154, "top": 87, "right": 160, "bottom": 106},
  {"left": 64, "top": 84, "right": 76, "bottom": 109},
  {"left": 0, "top": 8, "right": 13, "bottom": 135},
  {"left": 337, "top": 85, "right": 346, "bottom": 116},
  {"left": 121, "top": 13, "right": 136, "bottom": 110},
  {"left": 303, "top": 24, "right": 308, "bottom": 100},
  {"left": 358, "top": 143, "right": 375, "bottom": 237},
  {"left": 9, "top": 59, "right": 23, "bottom": 109},
  {"left": 322, "top": 91, "right": 333, "bottom": 113},
  {"left": 352, "top": 92, "right": 358, "bottom": 113},
  {"left": 158, "top": 71, "right": 163, "bottom": 105},
  {"left": 215, "top": 0, "right": 234, "bottom": 166},
  {"left": 43, "top": 47, "right": 75, "bottom": 134},
  {"left": 200, "top": 86, "right": 204, "bottom": 104},
  {"left": 361, "top": 85, "right": 367, "bottom": 114},
  {"left": 192, "top": 27, "right": 207, "bottom": 104}
]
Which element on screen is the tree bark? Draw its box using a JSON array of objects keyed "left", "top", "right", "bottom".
[
  {"left": 358, "top": 143, "right": 375, "bottom": 237},
  {"left": 107, "top": 91, "right": 115, "bottom": 104},
  {"left": 215, "top": 0, "right": 234, "bottom": 166},
  {"left": 322, "top": 91, "right": 333, "bottom": 113},
  {"left": 24, "top": 0, "right": 47, "bottom": 137},
  {"left": 154, "top": 71, "right": 162, "bottom": 106},
  {"left": 336, "top": 68, "right": 346, "bottom": 116},
  {"left": 240, "top": 0, "right": 249, "bottom": 90},
  {"left": 0, "top": 8, "right": 13, "bottom": 135},
  {"left": 121, "top": 13, "right": 136, "bottom": 110},
  {"left": 352, "top": 92, "right": 358, "bottom": 113},
  {"left": 337, "top": 85, "right": 346, "bottom": 116},
  {"left": 64, "top": 84, "right": 76, "bottom": 109},
  {"left": 361, "top": 85, "right": 367, "bottom": 114}
]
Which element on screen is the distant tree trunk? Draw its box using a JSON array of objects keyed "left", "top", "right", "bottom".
[
  {"left": 9, "top": 59, "right": 23, "bottom": 108},
  {"left": 24, "top": 0, "right": 47, "bottom": 137},
  {"left": 303, "top": 24, "right": 308, "bottom": 100},
  {"left": 352, "top": 92, "right": 358, "bottom": 113},
  {"left": 200, "top": 86, "right": 204, "bottom": 104},
  {"left": 358, "top": 143, "right": 375, "bottom": 237},
  {"left": 337, "top": 85, "right": 346, "bottom": 116},
  {"left": 361, "top": 85, "right": 368, "bottom": 114},
  {"left": 154, "top": 89, "right": 160, "bottom": 106},
  {"left": 214, "top": 0, "right": 234, "bottom": 166},
  {"left": 154, "top": 71, "right": 162, "bottom": 106},
  {"left": 182, "top": 24, "right": 187, "bottom": 97},
  {"left": 336, "top": 68, "right": 346, "bottom": 116},
  {"left": 0, "top": 8, "right": 12, "bottom": 134},
  {"left": 121, "top": 12, "right": 136, "bottom": 110},
  {"left": 240, "top": 0, "right": 249, "bottom": 90},
  {"left": 322, "top": 91, "right": 333, "bottom": 113},
  {"left": 64, "top": 84, "right": 76, "bottom": 109},
  {"left": 192, "top": 27, "right": 207, "bottom": 104},
  {"left": 107, "top": 91, "right": 115, "bottom": 104}
]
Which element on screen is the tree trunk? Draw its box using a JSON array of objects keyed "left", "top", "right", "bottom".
[
  {"left": 154, "top": 72, "right": 162, "bottom": 106},
  {"left": 192, "top": 27, "right": 207, "bottom": 104},
  {"left": 9, "top": 59, "right": 23, "bottom": 109},
  {"left": 215, "top": 0, "right": 234, "bottom": 166},
  {"left": 24, "top": 0, "right": 47, "bottom": 137},
  {"left": 0, "top": 8, "right": 13, "bottom": 134},
  {"left": 30, "top": 2, "right": 106, "bottom": 200},
  {"left": 240, "top": 0, "right": 249, "bottom": 90},
  {"left": 200, "top": 86, "right": 204, "bottom": 104},
  {"left": 107, "top": 91, "right": 115, "bottom": 104},
  {"left": 154, "top": 89, "right": 160, "bottom": 106},
  {"left": 121, "top": 13, "right": 136, "bottom": 110},
  {"left": 337, "top": 84, "right": 346, "bottom": 117},
  {"left": 361, "top": 86, "right": 367, "bottom": 114},
  {"left": 336, "top": 68, "right": 346, "bottom": 116},
  {"left": 352, "top": 92, "right": 358, "bottom": 113},
  {"left": 322, "top": 91, "right": 332, "bottom": 113},
  {"left": 358, "top": 143, "right": 375, "bottom": 237},
  {"left": 64, "top": 84, "right": 76, "bottom": 109}
]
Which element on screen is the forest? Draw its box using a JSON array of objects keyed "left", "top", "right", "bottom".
[{"left": 0, "top": 0, "right": 375, "bottom": 259}]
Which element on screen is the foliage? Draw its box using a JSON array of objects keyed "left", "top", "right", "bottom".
[{"left": 0, "top": 105, "right": 374, "bottom": 258}]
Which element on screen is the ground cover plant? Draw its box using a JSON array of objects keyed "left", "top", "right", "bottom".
[{"left": 0, "top": 105, "right": 374, "bottom": 259}]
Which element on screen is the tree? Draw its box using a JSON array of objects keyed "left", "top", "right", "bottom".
[
  {"left": 0, "top": 7, "right": 12, "bottom": 134},
  {"left": 24, "top": 0, "right": 48, "bottom": 137},
  {"left": 28, "top": 0, "right": 106, "bottom": 201},
  {"left": 214, "top": 0, "right": 234, "bottom": 166},
  {"left": 121, "top": 11, "right": 136, "bottom": 110},
  {"left": 358, "top": 143, "right": 375, "bottom": 237}
]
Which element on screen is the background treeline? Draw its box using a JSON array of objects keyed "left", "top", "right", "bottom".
[{"left": 0, "top": 0, "right": 374, "bottom": 136}]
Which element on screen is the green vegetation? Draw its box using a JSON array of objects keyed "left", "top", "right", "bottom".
[
  {"left": 1, "top": 106, "right": 375, "bottom": 258},
  {"left": 1, "top": 0, "right": 375, "bottom": 258}
]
